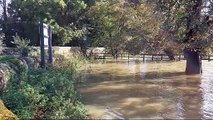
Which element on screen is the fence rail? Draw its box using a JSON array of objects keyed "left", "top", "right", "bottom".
[{"left": 91, "top": 53, "right": 213, "bottom": 62}]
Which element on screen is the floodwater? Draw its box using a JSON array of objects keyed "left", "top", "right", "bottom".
[{"left": 78, "top": 60, "right": 213, "bottom": 119}]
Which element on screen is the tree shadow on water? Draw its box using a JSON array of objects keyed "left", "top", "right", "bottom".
[
  {"left": 80, "top": 71, "right": 187, "bottom": 86},
  {"left": 79, "top": 74, "right": 202, "bottom": 119},
  {"left": 78, "top": 70, "right": 203, "bottom": 119}
]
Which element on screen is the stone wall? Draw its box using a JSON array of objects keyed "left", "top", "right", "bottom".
[
  {"left": 0, "top": 47, "right": 80, "bottom": 58},
  {"left": 29, "top": 47, "right": 82, "bottom": 58},
  {"left": 1, "top": 47, "right": 106, "bottom": 58}
]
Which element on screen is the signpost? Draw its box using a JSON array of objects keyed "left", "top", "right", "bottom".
[{"left": 40, "top": 23, "right": 53, "bottom": 68}]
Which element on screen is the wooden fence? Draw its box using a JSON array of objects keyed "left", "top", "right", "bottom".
[{"left": 91, "top": 53, "right": 213, "bottom": 62}]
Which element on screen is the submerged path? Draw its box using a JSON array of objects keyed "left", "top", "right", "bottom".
[{"left": 78, "top": 61, "right": 213, "bottom": 119}]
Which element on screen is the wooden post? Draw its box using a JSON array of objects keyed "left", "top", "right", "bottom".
[
  {"left": 152, "top": 55, "right": 154, "bottom": 61},
  {"left": 179, "top": 54, "right": 181, "bottom": 61},
  {"left": 103, "top": 52, "right": 105, "bottom": 63},
  {"left": 115, "top": 54, "right": 118, "bottom": 63},
  {"left": 128, "top": 53, "right": 130, "bottom": 63},
  {"left": 143, "top": 54, "right": 145, "bottom": 63},
  {"left": 161, "top": 54, "right": 163, "bottom": 61},
  {"left": 121, "top": 53, "right": 123, "bottom": 60},
  {"left": 208, "top": 56, "right": 211, "bottom": 62}
]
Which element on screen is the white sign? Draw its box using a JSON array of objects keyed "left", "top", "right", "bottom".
[
  {"left": 43, "top": 24, "right": 49, "bottom": 37},
  {"left": 43, "top": 23, "right": 49, "bottom": 49},
  {"left": 44, "top": 37, "right": 49, "bottom": 46},
  {"left": 44, "top": 37, "right": 49, "bottom": 50},
  {"left": 43, "top": 28, "right": 48, "bottom": 37}
]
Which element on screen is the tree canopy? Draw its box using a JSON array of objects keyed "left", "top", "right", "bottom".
[
  {"left": 85, "top": 0, "right": 164, "bottom": 55},
  {"left": 156, "top": 0, "right": 213, "bottom": 54},
  {"left": 0, "top": 0, "right": 212, "bottom": 56},
  {"left": 1, "top": 0, "right": 89, "bottom": 46}
]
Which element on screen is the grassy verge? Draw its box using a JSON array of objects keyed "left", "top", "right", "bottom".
[{"left": 0, "top": 54, "right": 88, "bottom": 119}]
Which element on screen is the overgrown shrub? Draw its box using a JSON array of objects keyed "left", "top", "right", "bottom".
[
  {"left": 0, "top": 56, "right": 28, "bottom": 89},
  {"left": 11, "top": 34, "right": 31, "bottom": 57},
  {"left": 0, "top": 56, "right": 88, "bottom": 119},
  {"left": 53, "top": 53, "right": 88, "bottom": 81}
]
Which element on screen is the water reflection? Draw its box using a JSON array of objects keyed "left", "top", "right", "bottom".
[
  {"left": 201, "top": 61, "right": 213, "bottom": 119},
  {"left": 78, "top": 60, "right": 213, "bottom": 119}
]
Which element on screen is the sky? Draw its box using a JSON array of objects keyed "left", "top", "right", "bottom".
[
  {"left": 0, "top": 0, "right": 11, "bottom": 16},
  {"left": 202, "top": 0, "right": 211, "bottom": 15}
]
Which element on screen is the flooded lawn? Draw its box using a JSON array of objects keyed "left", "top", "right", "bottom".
[{"left": 78, "top": 60, "right": 213, "bottom": 119}]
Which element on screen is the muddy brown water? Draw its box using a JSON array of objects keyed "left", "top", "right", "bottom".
[{"left": 78, "top": 60, "right": 213, "bottom": 119}]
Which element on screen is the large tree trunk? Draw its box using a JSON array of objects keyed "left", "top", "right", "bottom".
[{"left": 183, "top": 48, "right": 202, "bottom": 75}]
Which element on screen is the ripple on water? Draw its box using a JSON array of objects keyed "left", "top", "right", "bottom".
[
  {"left": 200, "top": 61, "right": 213, "bottom": 119},
  {"left": 79, "top": 61, "right": 213, "bottom": 119}
]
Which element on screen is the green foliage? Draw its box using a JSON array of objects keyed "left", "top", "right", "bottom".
[
  {"left": 86, "top": 1, "right": 126, "bottom": 55},
  {"left": 86, "top": 0, "right": 163, "bottom": 55},
  {"left": 8, "top": 0, "right": 88, "bottom": 45},
  {"left": 125, "top": 38, "right": 149, "bottom": 55},
  {"left": 53, "top": 53, "right": 87, "bottom": 80},
  {"left": 156, "top": 0, "right": 213, "bottom": 54},
  {"left": 124, "top": 3, "right": 164, "bottom": 53},
  {"left": 12, "top": 34, "right": 30, "bottom": 50},
  {"left": 11, "top": 34, "right": 31, "bottom": 57},
  {"left": 1, "top": 0, "right": 212, "bottom": 56},
  {"left": 0, "top": 56, "right": 88, "bottom": 119},
  {"left": 0, "top": 56, "right": 28, "bottom": 80}
]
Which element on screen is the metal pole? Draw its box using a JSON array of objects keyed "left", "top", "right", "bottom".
[
  {"left": 48, "top": 26, "right": 53, "bottom": 64},
  {"left": 40, "top": 23, "right": 45, "bottom": 68}
]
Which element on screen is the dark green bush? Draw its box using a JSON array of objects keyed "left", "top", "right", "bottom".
[{"left": 1, "top": 56, "right": 88, "bottom": 119}]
